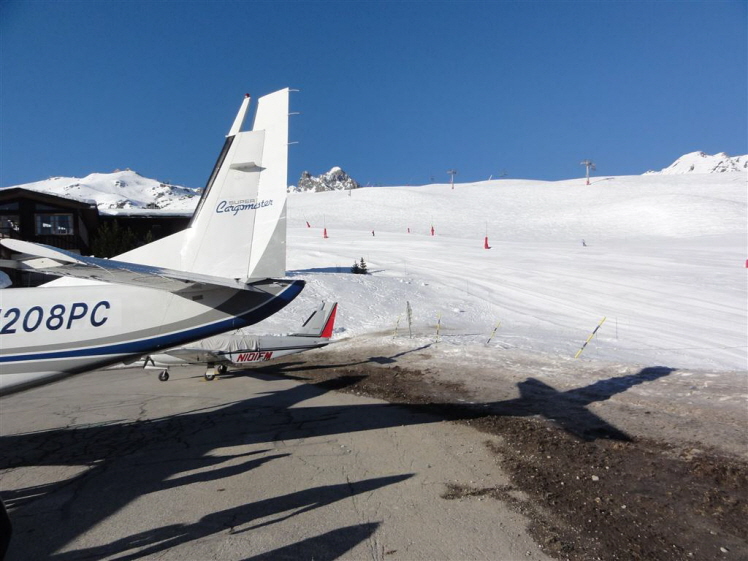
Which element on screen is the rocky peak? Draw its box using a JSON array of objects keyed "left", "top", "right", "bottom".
[{"left": 291, "top": 167, "right": 361, "bottom": 193}]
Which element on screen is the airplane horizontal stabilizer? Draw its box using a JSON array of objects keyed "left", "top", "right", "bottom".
[{"left": 1, "top": 239, "right": 263, "bottom": 293}]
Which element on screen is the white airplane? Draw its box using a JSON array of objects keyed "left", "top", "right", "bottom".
[
  {"left": 141, "top": 301, "right": 338, "bottom": 381},
  {"left": 0, "top": 88, "right": 304, "bottom": 395}
]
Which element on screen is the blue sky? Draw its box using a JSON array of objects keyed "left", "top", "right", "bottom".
[{"left": 1, "top": 1, "right": 746, "bottom": 188}]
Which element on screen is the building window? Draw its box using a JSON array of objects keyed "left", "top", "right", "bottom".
[
  {"left": 0, "top": 215, "right": 20, "bottom": 235},
  {"left": 35, "top": 214, "right": 75, "bottom": 236}
]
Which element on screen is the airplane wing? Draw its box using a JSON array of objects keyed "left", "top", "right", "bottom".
[{"left": 0, "top": 239, "right": 263, "bottom": 293}]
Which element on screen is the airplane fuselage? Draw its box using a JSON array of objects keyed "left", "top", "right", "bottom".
[{"left": 0, "top": 279, "right": 303, "bottom": 394}]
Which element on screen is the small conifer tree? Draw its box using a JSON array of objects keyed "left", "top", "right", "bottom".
[{"left": 351, "top": 257, "right": 368, "bottom": 274}]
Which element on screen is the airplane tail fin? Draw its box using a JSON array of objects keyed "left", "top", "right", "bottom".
[
  {"left": 293, "top": 302, "right": 338, "bottom": 339},
  {"left": 118, "top": 89, "right": 290, "bottom": 280}
]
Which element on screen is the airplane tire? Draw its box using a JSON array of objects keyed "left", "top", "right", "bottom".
[
  {"left": 217, "top": 364, "right": 228, "bottom": 375},
  {"left": 204, "top": 373, "right": 216, "bottom": 381},
  {"left": 158, "top": 371, "right": 169, "bottom": 382}
]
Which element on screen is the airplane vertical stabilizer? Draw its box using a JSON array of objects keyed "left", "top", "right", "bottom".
[
  {"left": 116, "top": 89, "right": 290, "bottom": 280},
  {"left": 294, "top": 302, "right": 338, "bottom": 338},
  {"left": 244, "top": 90, "right": 289, "bottom": 279}
]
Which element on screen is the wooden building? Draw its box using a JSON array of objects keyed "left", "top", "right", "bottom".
[
  {"left": 0, "top": 188, "right": 100, "bottom": 254},
  {"left": 0, "top": 188, "right": 192, "bottom": 286}
]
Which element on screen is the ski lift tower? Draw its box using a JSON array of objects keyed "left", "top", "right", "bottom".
[
  {"left": 580, "top": 159, "right": 596, "bottom": 185},
  {"left": 447, "top": 169, "right": 457, "bottom": 189}
]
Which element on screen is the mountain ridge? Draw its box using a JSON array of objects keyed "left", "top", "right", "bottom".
[
  {"left": 3, "top": 152, "right": 745, "bottom": 212},
  {"left": 645, "top": 151, "right": 747, "bottom": 174}
]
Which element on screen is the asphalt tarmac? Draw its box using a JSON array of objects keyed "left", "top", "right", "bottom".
[{"left": 0, "top": 365, "right": 548, "bottom": 560}]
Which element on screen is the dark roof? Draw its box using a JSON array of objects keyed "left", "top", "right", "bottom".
[{"left": 0, "top": 187, "right": 97, "bottom": 209}]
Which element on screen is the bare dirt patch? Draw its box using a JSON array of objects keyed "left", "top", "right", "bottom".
[{"left": 250, "top": 347, "right": 748, "bottom": 561}]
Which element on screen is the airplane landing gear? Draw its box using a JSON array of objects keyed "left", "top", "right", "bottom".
[
  {"left": 204, "top": 364, "right": 227, "bottom": 381},
  {"left": 158, "top": 370, "right": 169, "bottom": 382}
]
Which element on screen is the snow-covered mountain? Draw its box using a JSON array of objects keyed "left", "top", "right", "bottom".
[
  {"left": 290, "top": 167, "right": 360, "bottom": 193},
  {"left": 1, "top": 170, "right": 201, "bottom": 213},
  {"left": 645, "top": 151, "right": 747, "bottom": 174},
  {"left": 5, "top": 149, "right": 743, "bottom": 211},
  {"left": 2, "top": 166, "right": 364, "bottom": 211}
]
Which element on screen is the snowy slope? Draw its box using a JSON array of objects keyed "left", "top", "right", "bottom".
[
  {"left": 646, "top": 151, "right": 748, "bottom": 174},
  {"left": 2, "top": 170, "right": 201, "bottom": 213},
  {"left": 253, "top": 173, "right": 747, "bottom": 373},
  {"left": 4, "top": 167, "right": 746, "bottom": 372}
]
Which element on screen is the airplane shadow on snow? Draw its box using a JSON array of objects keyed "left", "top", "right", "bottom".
[
  {"left": 486, "top": 366, "right": 675, "bottom": 441},
  {"left": 253, "top": 350, "right": 675, "bottom": 443},
  {"left": 0, "top": 362, "right": 673, "bottom": 559}
]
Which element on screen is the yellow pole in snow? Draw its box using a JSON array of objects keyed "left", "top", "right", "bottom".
[
  {"left": 486, "top": 320, "right": 501, "bottom": 345},
  {"left": 575, "top": 317, "right": 607, "bottom": 359},
  {"left": 392, "top": 314, "right": 402, "bottom": 338}
]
